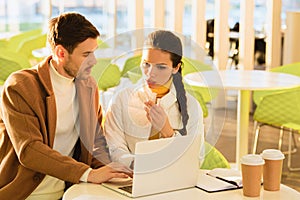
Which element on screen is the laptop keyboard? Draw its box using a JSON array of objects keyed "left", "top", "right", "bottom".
[{"left": 119, "top": 185, "right": 133, "bottom": 194}]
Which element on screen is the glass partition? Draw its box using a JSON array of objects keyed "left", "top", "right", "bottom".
[{"left": 1, "top": 0, "right": 300, "bottom": 38}]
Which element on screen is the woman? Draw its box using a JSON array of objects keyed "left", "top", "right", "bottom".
[{"left": 104, "top": 30, "right": 204, "bottom": 167}]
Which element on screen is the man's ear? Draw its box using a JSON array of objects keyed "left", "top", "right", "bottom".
[{"left": 54, "top": 45, "right": 67, "bottom": 59}]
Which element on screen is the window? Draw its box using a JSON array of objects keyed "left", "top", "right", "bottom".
[{"left": 1, "top": 0, "right": 300, "bottom": 39}]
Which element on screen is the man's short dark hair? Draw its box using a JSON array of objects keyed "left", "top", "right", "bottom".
[{"left": 47, "top": 12, "right": 100, "bottom": 53}]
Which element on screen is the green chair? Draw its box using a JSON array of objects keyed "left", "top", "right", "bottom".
[
  {"left": 6, "top": 28, "right": 43, "bottom": 52},
  {"left": 0, "top": 48, "right": 31, "bottom": 68},
  {"left": 0, "top": 48, "right": 31, "bottom": 84},
  {"left": 200, "top": 142, "right": 231, "bottom": 170},
  {"left": 126, "top": 67, "right": 143, "bottom": 84},
  {"left": 0, "top": 58, "right": 23, "bottom": 84},
  {"left": 182, "top": 57, "right": 212, "bottom": 76},
  {"left": 91, "top": 58, "right": 121, "bottom": 91},
  {"left": 253, "top": 62, "right": 300, "bottom": 106},
  {"left": 182, "top": 57, "right": 218, "bottom": 102},
  {"left": 97, "top": 38, "right": 110, "bottom": 49},
  {"left": 182, "top": 57, "right": 218, "bottom": 117},
  {"left": 186, "top": 85, "right": 208, "bottom": 118},
  {"left": 121, "top": 54, "right": 142, "bottom": 84},
  {"left": 0, "top": 39, "right": 8, "bottom": 48},
  {"left": 252, "top": 62, "right": 300, "bottom": 171},
  {"left": 16, "top": 33, "right": 47, "bottom": 63}
]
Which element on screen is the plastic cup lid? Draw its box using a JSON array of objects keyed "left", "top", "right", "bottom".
[
  {"left": 261, "top": 149, "right": 285, "bottom": 160},
  {"left": 240, "top": 154, "right": 265, "bottom": 166}
]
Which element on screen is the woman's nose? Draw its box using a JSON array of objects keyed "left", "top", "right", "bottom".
[{"left": 147, "top": 66, "right": 157, "bottom": 77}]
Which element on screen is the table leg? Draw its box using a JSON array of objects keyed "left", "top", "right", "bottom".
[{"left": 236, "top": 90, "right": 250, "bottom": 169}]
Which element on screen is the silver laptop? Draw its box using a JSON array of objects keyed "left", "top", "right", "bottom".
[{"left": 102, "top": 133, "right": 201, "bottom": 198}]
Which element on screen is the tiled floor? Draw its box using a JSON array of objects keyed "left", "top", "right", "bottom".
[{"left": 207, "top": 98, "right": 300, "bottom": 192}]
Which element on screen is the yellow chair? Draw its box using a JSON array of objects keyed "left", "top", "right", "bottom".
[{"left": 252, "top": 62, "right": 300, "bottom": 171}]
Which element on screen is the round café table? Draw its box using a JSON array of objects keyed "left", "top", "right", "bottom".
[
  {"left": 63, "top": 170, "right": 300, "bottom": 200},
  {"left": 184, "top": 70, "right": 300, "bottom": 168}
]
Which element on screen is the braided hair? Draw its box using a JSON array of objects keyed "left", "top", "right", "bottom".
[{"left": 144, "top": 30, "right": 189, "bottom": 135}]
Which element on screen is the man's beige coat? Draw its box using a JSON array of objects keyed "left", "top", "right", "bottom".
[{"left": 0, "top": 57, "right": 110, "bottom": 199}]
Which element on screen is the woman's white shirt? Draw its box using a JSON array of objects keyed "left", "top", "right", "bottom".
[{"left": 104, "top": 82, "right": 204, "bottom": 167}]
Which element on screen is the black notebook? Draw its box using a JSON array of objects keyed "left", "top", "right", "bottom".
[{"left": 196, "top": 168, "right": 243, "bottom": 193}]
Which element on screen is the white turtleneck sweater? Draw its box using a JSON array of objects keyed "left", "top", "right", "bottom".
[{"left": 27, "top": 63, "right": 90, "bottom": 200}]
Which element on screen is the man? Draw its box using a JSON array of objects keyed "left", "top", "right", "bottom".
[{"left": 0, "top": 12, "right": 130, "bottom": 200}]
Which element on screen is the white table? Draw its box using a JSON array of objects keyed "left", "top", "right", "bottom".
[
  {"left": 184, "top": 70, "right": 300, "bottom": 167},
  {"left": 229, "top": 31, "right": 266, "bottom": 40},
  {"left": 63, "top": 171, "right": 300, "bottom": 200}
]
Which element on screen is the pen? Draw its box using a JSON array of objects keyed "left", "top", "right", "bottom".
[{"left": 206, "top": 173, "right": 241, "bottom": 188}]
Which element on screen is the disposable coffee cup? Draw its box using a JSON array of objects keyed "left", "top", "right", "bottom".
[
  {"left": 241, "top": 154, "right": 265, "bottom": 197},
  {"left": 261, "top": 149, "right": 285, "bottom": 191}
]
